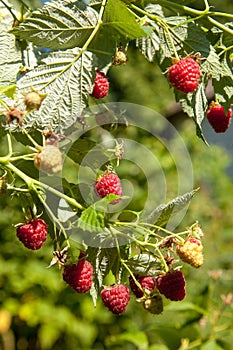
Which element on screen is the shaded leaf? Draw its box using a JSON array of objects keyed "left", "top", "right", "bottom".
[
  {"left": 177, "top": 80, "right": 208, "bottom": 143},
  {"left": 16, "top": 48, "right": 95, "bottom": 132},
  {"left": 87, "top": 246, "right": 119, "bottom": 306},
  {"left": 10, "top": 0, "right": 98, "bottom": 50},
  {"left": 127, "top": 254, "right": 160, "bottom": 275}
]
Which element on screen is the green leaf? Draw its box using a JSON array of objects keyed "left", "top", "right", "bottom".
[
  {"left": 177, "top": 80, "right": 208, "bottom": 143},
  {"left": 212, "top": 55, "right": 233, "bottom": 108},
  {"left": 105, "top": 331, "right": 148, "bottom": 350},
  {"left": 201, "top": 340, "right": 223, "bottom": 350},
  {"left": 103, "top": 0, "right": 146, "bottom": 39},
  {"left": 136, "top": 5, "right": 163, "bottom": 62},
  {"left": 10, "top": 0, "right": 98, "bottom": 50},
  {"left": 87, "top": 246, "right": 119, "bottom": 306},
  {"left": 157, "top": 18, "right": 210, "bottom": 62},
  {"left": 146, "top": 188, "right": 199, "bottom": 226},
  {"left": 0, "top": 84, "right": 16, "bottom": 98},
  {"left": 222, "top": 22, "right": 233, "bottom": 47},
  {"left": 0, "top": 23, "right": 21, "bottom": 85},
  {"left": 127, "top": 253, "right": 160, "bottom": 275},
  {"left": 201, "top": 46, "right": 222, "bottom": 80},
  {"left": 16, "top": 48, "right": 95, "bottom": 132},
  {"left": 77, "top": 205, "right": 105, "bottom": 233},
  {"left": 67, "top": 138, "right": 98, "bottom": 165}
]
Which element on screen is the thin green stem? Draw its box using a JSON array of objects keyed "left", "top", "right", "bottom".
[
  {"left": 0, "top": 0, "right": 18, "bottom": 22},
  {"left": 208, "top": 16, "right": 233, "bottom": 36},
  {"left": 22, "top": 128, "right": 42, "bottom": 149},
  {"left": 34, "top": 180, "right": 84, "bottom": 210},
  {"left": 2, "top": 161, "right": 84, "bottom": 210},
  {"left": 131, "top": 1, "right": 207, "bottom": 17},
  {"left": 10, "top": 154, "right": 37, "bottom": 162},
  {"left": 219, "top": 45, "right": 233, "bottom": 57},
  {"left": 3, "top": 162, "right": 33, "bottom": 187},
  {"left": 210, "top": 11, "right": 233, "bottom": 20},
  {"left": 6, "top": 134, "right": 13, "bottom": 158}
]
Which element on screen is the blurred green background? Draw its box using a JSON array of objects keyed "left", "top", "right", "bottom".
[{"left": 1, "top": 0, "right": 233, "bottom": 349}]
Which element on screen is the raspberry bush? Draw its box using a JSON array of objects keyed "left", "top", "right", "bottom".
[{"left": 0, "top": 1, "right": 232, "bottom": 346}]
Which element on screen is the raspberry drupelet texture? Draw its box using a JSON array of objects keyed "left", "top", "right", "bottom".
[
  {"left": 34, "top": 145, "right": 62, "bottom": 174},
  {"left": 63, "top": 259, "right": 93, "bottom": 293},
  {"left": 91, "top": 71, "right": 109, "bottom": 99},
  {"left": 206, "top": 103, "right": 232, "bottom": 133},
  {"left": 176, "top": 237, "right": 204, "bottom": 268},
  {"left": 156, "top": 270, "right": 186, "bottom": 301},
  {"left": 16, "top": 219, "right": 47, "bottom": 250},
  {"left": 129, "top": 275, "right": 156, "bottom": 298},
  {"left": 95, "top": 172, "right": 122, "bottom": 204},
  {"left": 101, "top": 284, "right": 130, "bottom": 315},
  {"left": 168, "top": 57, "right": 201, "bottom": 93}
]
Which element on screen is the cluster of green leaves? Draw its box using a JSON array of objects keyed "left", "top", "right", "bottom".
[{"left": 0, "top": 0, "right": 232, "bottom": 139}]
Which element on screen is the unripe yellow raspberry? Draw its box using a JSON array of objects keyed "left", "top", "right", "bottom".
[{"left": 176, "top": 237, "right": 203, "bottom": 268}]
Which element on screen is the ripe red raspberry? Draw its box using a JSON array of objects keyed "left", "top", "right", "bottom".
[
  {"left": 143, "top": 294, "right": 163, "bottom": 314},
  {"left": 16, "top": 218, "right": 47, "bottom": 250},
  {"left": 95, "top": 171, "right": 122, "bottom": 204},
  {"left": 91, "top": 71, "right": 109, "bottom": 99},
  {"left": 156, "top": 270, "right": 186, "bottom": 301},
  {"left": 129, "top": 275, "right": 156, "bottom": 298},
  {"left": 206, "top": 102, "right": 232, "bottom": 133},
  {"left": 176, "top": 237, "right": 204, "bottom": 268},
  {"left": 63, "top": 259, "right": 93, "bottom": 293},
  {"left": 168, "top": 57, "right": 201, "bottom": 93},
  {"left": 101, "top": 284, "right": 130, "bottom": 314},
  {"left": 34, "top": 145, "right": 62, "bottom": 174}
]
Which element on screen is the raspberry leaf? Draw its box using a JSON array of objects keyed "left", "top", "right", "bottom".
[
  {"left": 127, "top": 254, "right": 160, "bottom": 275},
  {"left": 87, "top": 247, "right": 121, "bottom": 306},
  {"left": 176, "top": 81, "right": 208, "bottom": 143},
  {"left": 77, "top": 206, "right": 105, "bottom": 233},
  {"left": 10, "top": 1, "right": 98, "bottom": 50},
  {"left": 212, "top": 56, "right": 233, "bottom": 108},
  {"left": 0, "top": 23, "right": 21, "bottom": 85},
  {"left": 146, "top": 188, "right": 199, "bottom": 227},
  {"left": 16, "top": 48, "right": 95, "bottom": 132},
  {"left": 103, "top": 0, "right": 147, "bottom": 39}
]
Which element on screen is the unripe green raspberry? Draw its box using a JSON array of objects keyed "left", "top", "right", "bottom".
[
  {"left": 34, "top": 145, "right": 62, "bottom": 174},
  {"left": 24, "top": 91, "right": 46, "bottom": 110},
  {"left": 143, "top": 294, "right": 163, "bottom": 314}
]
